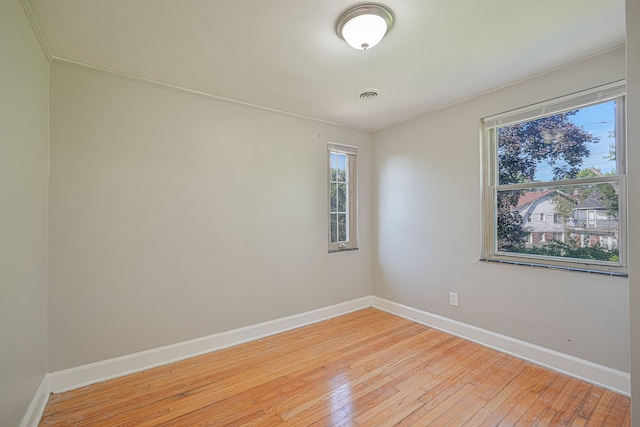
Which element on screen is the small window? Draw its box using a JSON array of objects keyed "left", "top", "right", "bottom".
[
  {"left": 328, "top": 143, "right": 358, "bottom": 252},
  {"left": 587, "top": 210, "right": 596, "bottom": 228},
  {"left": 526, "top": 213, "right": 532, "bottom": 223},
  {"left": 482, "top": 82, "right": 626, "bottom": 275}
]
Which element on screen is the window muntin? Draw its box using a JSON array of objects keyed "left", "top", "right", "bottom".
[
  {"left": 328, "top": 143, "right": 358, "bottom": 252},
  {"left": 482, "top": 82, "right": 626, "bottom": 275}
]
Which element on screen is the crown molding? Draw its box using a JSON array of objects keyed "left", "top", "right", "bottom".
[
  {"left": 49, "top": 57, "right": 370, "bottom": 133},
  {"left": 19, "top": 0, "right": 52, "bottom": 62}
]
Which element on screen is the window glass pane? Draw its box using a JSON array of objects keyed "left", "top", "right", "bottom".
[
  {"left": 497, "top": 100, "right": 617, "bottom": 185},
  {"left": 337, "top": 183, "right": 347, "bottom": 212},
  {"left": 330, "top": 182, "right": 337, "bottom": 211},
  {"left": 497, "top": 182, "right": 619, "bottom": 261},
  {"left": 330, "top": 152, "right": 338, "bottom": 181},
  {"left": 338, "top": 214, "right": 347, "bottom": 242},
  {"left": 335, "top": 153, "right": 347, "bottom": 182},
  {"left": 330, "top": 213, "right": 337, "bottom": 243}
]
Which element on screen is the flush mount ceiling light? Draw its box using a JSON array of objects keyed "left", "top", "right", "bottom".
[{"left": 335, "top": 4, "right": 394, "bottom": 50}]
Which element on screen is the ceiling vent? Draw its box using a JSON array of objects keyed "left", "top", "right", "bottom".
[{"left": 358, "top": 88, "right": 381, "bottom": 101}]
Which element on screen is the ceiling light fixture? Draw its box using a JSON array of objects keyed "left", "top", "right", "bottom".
[{"left": 335, "top": 4, "right": 394, "bottom": 50}]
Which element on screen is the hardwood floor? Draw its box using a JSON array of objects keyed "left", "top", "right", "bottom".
[{"left": 39, "top": 308, "right": 630, "bottom": 426}]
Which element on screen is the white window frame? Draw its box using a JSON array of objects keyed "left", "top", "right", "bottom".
[
  {"left": 328, "top": 142, "right": 358, "bottom": 252},
  {"left": 481, "top": 82, "right": 627, "bottom": 275}
]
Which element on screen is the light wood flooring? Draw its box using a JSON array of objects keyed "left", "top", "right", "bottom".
[{"left": 39, "top": 308, "right": 630, "bottom": 426}]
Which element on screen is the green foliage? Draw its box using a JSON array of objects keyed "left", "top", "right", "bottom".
[
  {"left": 603, "top": 140, "right": 615, "bottom": 162},
  {"left": 516, "top": 238, "right": 619, "bottom": 262},
  {"left": 496, "top": 112, "right": 598, "bottom": 252},
  {"left": 592, "top": 183, "right": 618, "bottom": 217},
  {"left": 330, "top": 163, "right": 348, "bottom": 243},
  {"left": 550, "top": 192, "right": 576, "bottom": 229},
  {"left": 547, "top": 168, "right": 618, "bottom": 218},
  {"left": 497, "top": 111, "right": 597, "bottom": 185},
  {"left": 496, "top": 191, "right": 528, "bottom": 252}
]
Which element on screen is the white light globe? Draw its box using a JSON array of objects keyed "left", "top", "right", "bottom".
[{"left": 341, "top": 14, "right": 388, "bottom": 50}]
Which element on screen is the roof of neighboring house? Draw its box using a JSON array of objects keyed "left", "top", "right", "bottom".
[
  {"left": 515, "top": 188, "right": 577, "bottom": 211},
  {"left": 516, "top": 190, "right": 554, "bottom": 209},
  {"left": 575, "top": 189, "right": 609, "bottom": 210}
]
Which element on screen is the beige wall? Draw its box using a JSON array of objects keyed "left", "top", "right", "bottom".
[
  {"left": 5, "top": 1, "right": 638, "bottom": 423},
  {"left": 626, "top": 0, "right": 640, "bottom": 422},
  {"left": 372, "top": 48, "right": 630, "bottom": 371},
  {"left": 0, "top": 0, "right": 50, "bottom": 425},
  {"left": 47, "top": 64, "right": 373, "bottom": 371}
]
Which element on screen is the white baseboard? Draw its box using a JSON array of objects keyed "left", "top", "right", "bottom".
[
  {"left": 19, "top": 375, "right": 50, "bottom": 427},
  {"left": 47, "top": 296, "right": 372, "bottom": 394},
  {"left": 28, "top": 294, "right": 628, "bottom": 427},
  {"left": 371, "top": 296, "right": 630, "bottom": 396}
]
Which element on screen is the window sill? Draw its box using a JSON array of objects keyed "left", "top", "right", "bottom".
[
  {"left": 479, "top": 258, "right": 627, "bottom": 277},
  {"left": 328, "top": 247, "right": 359, "bottom": 254}
]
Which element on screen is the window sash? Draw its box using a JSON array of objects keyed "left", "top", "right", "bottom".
[
  {"left": 328, "top": 143, "right": 358, "bottom": 252},
  {"left": 483, "top": 81, "right": 625, "bottom": 130},
  {"left": 481, "top": 83, "right": 627, "bottom": 275},
  {"left": 484, "top": 169, "right": 627, "bottom": 274}
]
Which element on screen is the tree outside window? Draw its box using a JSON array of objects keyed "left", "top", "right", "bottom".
[{"left": 483, "top": 82, "right": 626, "bottom": 274}]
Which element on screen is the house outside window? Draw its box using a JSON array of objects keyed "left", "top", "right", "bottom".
[
  {"left": 328, "top": 143, "right": 358, "bottom": 252},
  {"left": 482, "top": 82, "right": 626, "bottom": 275}
]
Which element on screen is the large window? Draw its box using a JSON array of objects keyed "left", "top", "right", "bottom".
[
  {"left": 482, "top": 82, "right": 626, "bottom": 275},
  {"left": 328, "top": 143, "right": 358, "bottom": 252}
]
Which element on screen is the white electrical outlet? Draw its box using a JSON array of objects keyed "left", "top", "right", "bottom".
[{"left": 449, "top": 292, "right": 459, "bottom": 307}]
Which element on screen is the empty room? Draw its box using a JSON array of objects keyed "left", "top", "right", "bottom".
[{"left": 2, "top": 0, "right": 640, "bottom": 425}]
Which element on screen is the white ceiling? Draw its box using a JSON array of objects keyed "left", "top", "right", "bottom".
[{"left": 26, "top": 0, "right": 625, "bottom": 131}]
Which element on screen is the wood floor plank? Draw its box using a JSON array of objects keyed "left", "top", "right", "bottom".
[
  {"left": 549, "top": 378, "right": 593, "bottom": 425},
  {"left": 39, "top": 308, "right": 630, "bottom": 426},
  {"left": 535, "top": 408, "right": 559, "bottom": 426},
  {"left": 411, "top": 383, "right": 478, "bottom": 425},
  {"left": 473, "top": 365, "right": 554, "bottom": 426},
  {"left": 392, "top": 348, "right": 503, "bottom": 426},
  {"left": 43, "top": 311, "right": 406, "bottom": 425},
  {"left": 46, "top": 309, "right": 388, "bottom": 410}
]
